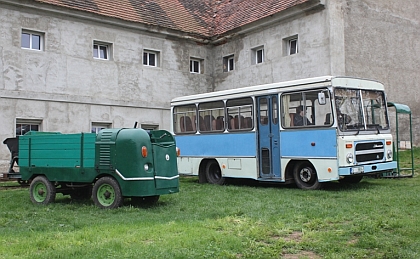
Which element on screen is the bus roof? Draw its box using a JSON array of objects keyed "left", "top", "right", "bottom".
[{"left": 171, "top": 76, "right": 384, "bottom": 105}]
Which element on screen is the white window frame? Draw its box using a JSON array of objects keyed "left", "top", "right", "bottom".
[
  {"left": 21, "top": 30, "right": 44, "bottom": 51},
  {"left": 190, "top": 58, "right": 203, "bottom": 74},
  {"left": 93, "top": 41, "right": 112, "bottom": 60},
  {"left": 223, "top": 55, "right": 235, "bottom": 72},
  {"left": 284, "top": 36, "right": 298, "bottom": 56},
  {"left": 251, "top": 46, "right": 264, "bottom": 65},
  {"left": 15, "top": 119, "right": 42, "bottom": 136},
  {"left": 91, "top": 122, "right": 112, "bottom": 134},
  {"left": 143, "top": 49, "right": 160, "bottom": 67}
]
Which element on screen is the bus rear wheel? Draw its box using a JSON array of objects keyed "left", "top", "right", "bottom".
[
  {"left": 205, "top": 160, "right": 225, "bottom": 185},
  {"left": 293, "top": 162, "right": 323, "bottom": 190}
]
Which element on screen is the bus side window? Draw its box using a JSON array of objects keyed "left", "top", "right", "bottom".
[
  {"left": 198, "top": 116, "right": 206, "bottom": 131},
  {"left": 324, "top": 113, "right": 331, "bottom": 125},
  {"left": 228, "top": 116, "right": 234, "bottom": 129},
  {"left": 234, "top": 115, "right": 245, "bottom": 129},
  {"left": 244, "top": 117, "right": 252, "bottom": 129},
  {"left": 216, "top": 116, "right": 224, "bottom": 130},
  {"left": 289, "top": 113, "right": 295, "bottom": 126},
  {"left": 180, "top": 116, "right": 193, "bottom": 132},
  {"left": 204, "top": 115, "right": 215, "bottom": 131}
]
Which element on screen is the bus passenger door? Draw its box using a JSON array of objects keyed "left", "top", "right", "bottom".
[{"left": 257, "top": 95, "right": 280, "bottom": 178}]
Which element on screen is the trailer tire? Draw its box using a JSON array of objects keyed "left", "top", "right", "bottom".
[
  {"left": 205, "top": 160, "right": 225, "bottom": 185},
  {"left": 29, "top": 176, "right": 56, "bottom": 205},
  {"left": 293, "top": 162, "right": 323, "bottom": 190},
  {"left": 92, "top": 177, "right": 123, "bottom": 209}
]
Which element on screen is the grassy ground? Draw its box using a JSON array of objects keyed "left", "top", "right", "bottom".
[{"left": 0, "top": 148, "right": 419, "bottom": 259}]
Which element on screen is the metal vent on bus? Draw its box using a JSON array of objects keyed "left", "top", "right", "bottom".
[{"left": 355, "top": 141, "right": 384, "bottom": 163}]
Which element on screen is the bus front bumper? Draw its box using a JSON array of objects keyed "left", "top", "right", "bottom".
[{"left": 338, "top": 161, "right": 397, "bottom": 176}]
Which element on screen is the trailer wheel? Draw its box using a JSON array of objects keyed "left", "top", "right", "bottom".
[
  {"left": 293, "top": 162, "right": 323, "bottom": 190},
  {"left": 132, "top": 195, "right": 160, "bottom": 206},
  {"left": 92, "top": 177, "right": 123, "bottom": 209},
  {"left": 29, "top": 176, "right": 56, "bottom": 205},
  {"left": 205, "top": 160, "right": 225, "bottom": 185}
]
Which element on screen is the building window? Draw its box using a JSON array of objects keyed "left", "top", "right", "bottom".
[
  {"left": 284, "top": 36, "right": 298, "bottom": 56},
  {"left": 93, "top": 41, "right": 112, "bottom": 60},
  {"left": 251, "top": 46, "right": 264, "bottom": 65},
  {"left": 223, "top": 55, "right": 234, "bottom": 72},
  {"left": 143, "top": 49, "right": 160, "bottom": 67},
  {"left": 21, "top": 30, "right": 44, "bottom": 51},
  {"left": 16, "top": 119, "right": 41, "bottom": 136},
  {"left": 141, "top": 124, "right": 159, "bottom": 130},
  {"left": 190, "top": 58, "right": 203, "bottom": 74},
  {"left": 91, "top": 122, "right": 111, "bottom": 134}
]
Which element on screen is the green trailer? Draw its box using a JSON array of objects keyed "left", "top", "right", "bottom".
[{"left": 18, "top": 128, "right": 179, "bottom": 209}]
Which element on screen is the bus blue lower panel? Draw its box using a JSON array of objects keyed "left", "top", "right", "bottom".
[
  {"left": 280, "top": 129, "right": 337, "bottom": 158},
  {"left": 175, "top": 133, "right": 256, "bottom": 157},
  {"left": 339, "top": 161, "right": 397, "bottom": 176}
]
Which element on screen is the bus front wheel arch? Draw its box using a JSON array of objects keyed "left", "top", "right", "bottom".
[
  {"left": 293, "top": 161, "right": 323, "bottom": 190},
  {"left": 204, "top": 160, "right": 225, "bottom": 185}
]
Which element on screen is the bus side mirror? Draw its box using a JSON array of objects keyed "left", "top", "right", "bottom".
[{"left": 318, "top": 92, "right": 326, "bottom": 105}]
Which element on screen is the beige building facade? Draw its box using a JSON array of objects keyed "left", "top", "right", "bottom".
[{"left": 0, "top": 0, "right": 419, "bottom": 165}]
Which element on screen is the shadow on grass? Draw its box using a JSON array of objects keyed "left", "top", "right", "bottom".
[
  {"left": 53, "top": 196, "right": 170, "bottom": 210},
  {"left": 181, "top": 175, "right": 380, "bottom": 192}
]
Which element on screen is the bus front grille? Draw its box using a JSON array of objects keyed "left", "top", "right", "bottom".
[{"left": 355, "top": 141, "right": 384, "bottom": 163}]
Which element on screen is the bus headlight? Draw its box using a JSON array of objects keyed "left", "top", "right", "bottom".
[
  {"left": 144, "top": 164, "right": 149, "bottom": 171},
  {"left": 387, "top": 150, "right": 392, "bottom": 159},
  {"left": 346, "top": 153, "right": 354, "bottom": 164}
]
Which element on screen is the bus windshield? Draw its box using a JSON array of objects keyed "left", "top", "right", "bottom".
[{"left": 334, "top": 88, "right": 389, "bottom": 132}]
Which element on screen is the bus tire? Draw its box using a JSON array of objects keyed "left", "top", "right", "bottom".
[
  {"left": 293, "top": 162, "right": 323, "bottom": 190},
  {"left": 29, "top": 176, "right": 56, "bottom": 205},
  {"left": 205, "top": 160, "right": 225, "bottom": 185},
  {"left": 92, "top": 177, "right": 123, "bottom": 209}
]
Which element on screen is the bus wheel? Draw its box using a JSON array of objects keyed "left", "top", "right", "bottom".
[
  {"left": 29, "top": 176, "right": 56, "bottom": 205},
  {"left": 293, "top": 162, "right": 323, "bottom": 190},
  {"left": 339, "top": 175, "right": 363, "bottom": 184},
  {"left": 205, "top": 160, "right": 225, "bottom": 185},
  {"left": 92, "top": 177, "right": 123, "bottom": 209}
]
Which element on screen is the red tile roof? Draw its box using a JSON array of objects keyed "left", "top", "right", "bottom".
[{"left": 34, "top": 0, "right": 313, "bottom": 38}]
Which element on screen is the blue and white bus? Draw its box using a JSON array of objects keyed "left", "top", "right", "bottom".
[{"left": 171, "top": 76, "right": 397, "bottom": 189}]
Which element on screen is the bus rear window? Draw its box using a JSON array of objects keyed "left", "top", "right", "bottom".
[{"left": 173, "top": 105, "right": 196, "bottom": 134}]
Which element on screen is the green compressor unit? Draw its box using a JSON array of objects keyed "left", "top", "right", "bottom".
[{"left": 18, "top": 128, "right": 179, "bottom": 209}]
